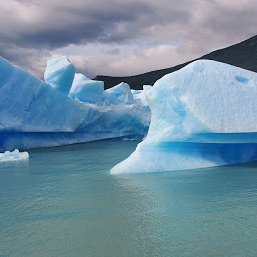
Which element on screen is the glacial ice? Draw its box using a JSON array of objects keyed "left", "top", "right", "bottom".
[
  {"left": 103, "top": 82, "right": 134, "bottom": 105},
  {"left": 111, "top": 60, "right": 257, "bottom": 174},
  {"left": 131, "top": 86, "right": 151, "bottom": 127},
  {"left": 0, "top": 57, "right": 86, "bottom": 132},
  {"left": 0, "top": 57, "right": 149, "bottom": 151},
  {"left": 0, "top": 149, "right": 29, "bottom": 163},
  {"left": 44, "top": 56, "right": 75, "bottom": 94},
  {"left": 131, "top": 86, "right": 150, "bottom": 108},
  {"left": 69, "top": 73, "right": 104, "bottom": 104}
]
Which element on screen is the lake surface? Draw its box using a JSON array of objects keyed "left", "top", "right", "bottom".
[{"left": 1, "top": 140, "right": 257, "bottom": 257}]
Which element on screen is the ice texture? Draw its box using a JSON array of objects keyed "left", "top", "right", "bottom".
[
  {"left": 0, "top": 149, "right": 29, "bottom": 163},
  {"left": 131, "top": 86, "right": 150, "bottom": 108},
  {"left": 0, "top": 57, "right": 149, "bottom": 151},
  {"left": 131, "top": 86, "right": 151, "bottom": 127},
  {"left": 0, "top": 57, "right": 86, "bottom": 132},
  {"left": 111, "top": 60, "right": 257, "bottom": 174},
  {"left": 44, "top": 56, "right": 75, "bottom": 94},
  {"left": 69, "top": 73, "right": 104, "bottom": 104},
  {"left": 103, "top": 82, "right": 134, "bottom": 105}
]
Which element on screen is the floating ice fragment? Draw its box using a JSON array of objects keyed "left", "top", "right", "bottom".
[{"left": 0, "top": 149, "right": 29, "bottom": 163}]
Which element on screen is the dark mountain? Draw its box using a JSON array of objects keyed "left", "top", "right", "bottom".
[{"left": 94, "top": 35, "right": 257, "bottom": 90}]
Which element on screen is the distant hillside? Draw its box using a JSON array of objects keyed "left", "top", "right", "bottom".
[{"left": 94, "top": 35, "right": 257, "bottom": 89}]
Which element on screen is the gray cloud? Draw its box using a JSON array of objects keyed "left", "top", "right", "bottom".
[
  {"left": 106, "top": 48, "right": 121, "bottom": 55},
  {"left": 0, "top": 0, "right": 257, "bottom": 78},
  {"left": 0, "top": 42, "right": 51, "bottom": 77},
  {"left": 0, "top": 1, "right": 156, "bottom": 48}
]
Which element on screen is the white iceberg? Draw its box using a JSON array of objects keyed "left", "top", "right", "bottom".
[{"left": 111, "top": 60, "right": 257, "bottom": 174}]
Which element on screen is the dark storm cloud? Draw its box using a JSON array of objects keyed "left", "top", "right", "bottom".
[
  {"left": 0, "top": 1, "right": 152, "bottom": 48},
  {"left": 0, "top": 0, "right": 257, "bottom": 77},
  {"left": 0, "top": 0, "right": 195, "bottom": 49},
  {"left": 0, "top": 42, "right": 51, "bottom": 77},
  {"left": 21, "top": 3, "right": 154, "bottom": 48}
]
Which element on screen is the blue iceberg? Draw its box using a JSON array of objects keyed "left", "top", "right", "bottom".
[
  {"left": 111, "top": 60, "right": 257, "bottom": 174},
  {"left": 44, "top": 56, "right": 75, "bottom": 94},
  {"left": 0, "top": 57, "right": 150, "bottom": 151},
  {"left": 103, "top": 82, "right": 134, "bottom": 105},
  {"left": 69, "top": 73, "right": 104, "bottom": 104}
]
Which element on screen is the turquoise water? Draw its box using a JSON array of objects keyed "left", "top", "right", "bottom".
[{"left": 1, "top": 140, "right": 257, "bottom": 257}]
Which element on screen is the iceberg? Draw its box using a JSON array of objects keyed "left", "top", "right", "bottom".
[
  {"left": 111, "top": 60, "right": 257, "bottom": 174},
  {"left": 44, "top": 56, "right": 75, "bottom": 94},
  {"left": 131, "top": 86, "right": 150, "bottom": 108},
  {"left": 0, "top": 57, "right": 86, "bottom": 132},
  {"left": 0, "top": 149, "right": 29, "bottom": 163},
  {"left": 103, "top": 82, "right": 134, "bottom": 105},
  {"left": 0, "top": 57, "right": 149, "bottom": 151},
  {"left": 69, "top": 73, "right": 104, "bottom": 104},
  {"left": 131, "top": 86, "right": 151, "bottom": 127}
]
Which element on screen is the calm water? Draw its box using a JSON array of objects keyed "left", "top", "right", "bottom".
[{"left": 1, "top": 140, "right": 257, "bottom": 257}]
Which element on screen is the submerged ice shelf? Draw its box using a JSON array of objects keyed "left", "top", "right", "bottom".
[
  {"left": 0, "top": 56, "right": 150, "bottom": 151},
  {"left": 111, "top": 60, "right": 257, "bottom": 174}
]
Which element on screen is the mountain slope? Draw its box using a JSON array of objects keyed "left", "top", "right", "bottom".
[{"left": 94, "top": 35, "right": 257, "bottom": 89}]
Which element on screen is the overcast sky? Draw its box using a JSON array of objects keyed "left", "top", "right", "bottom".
[{"left": 0, "top": 0, "right": 256, "bottom": 78}]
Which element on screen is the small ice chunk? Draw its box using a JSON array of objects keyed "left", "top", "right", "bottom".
[{"left": 0, "top": 149, "right": 29, "bottom": 163}]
